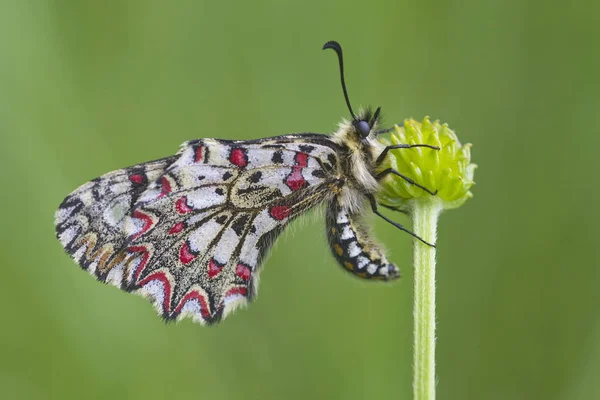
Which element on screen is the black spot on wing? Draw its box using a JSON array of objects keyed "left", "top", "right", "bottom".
[
  {"left": 326, "top": 153, "right": 338, "bottom": 170},
  {"left": 249, "top": 171, "right": 262, "bottom": 183},
  {"left": 231, "top": 214, "right": 250, "bottom": 236},
  {"left": 312, "top": 169, "right": 326, "bottom": 178},
  {"left": 299, "top": 145, "right": 315, "bottom": 153},
  {"left": 271, "top": 150, "right": 284, "bottom": 164}
]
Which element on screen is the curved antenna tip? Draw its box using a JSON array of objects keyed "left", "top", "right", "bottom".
[{"left": 322, "top": 40, "right": 341, "bottom": 51}]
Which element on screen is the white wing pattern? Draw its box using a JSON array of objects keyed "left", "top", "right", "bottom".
[{"left": 55, "top": 135, "right": 342, "bottom": 324}]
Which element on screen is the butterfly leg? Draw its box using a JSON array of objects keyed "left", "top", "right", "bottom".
[
  {"left": 367, "top": 194, "right": 435, "bottom": 247},
  {"left": 326, "top": 196, "right": 400, "bottom": 280},
  {"left": 375, "top": 143, "right": 440, "bottom": 195},
  {"left": 376, "top": 168, "right": 438, "bottom": 196},
  {"left": 375, "top": 125, "right": 403, "bottom": 135},
  {"left": 375, "top": 143, "right": 440, "bottom": 165},
  {"left": 380, "top": 203, "right": 408, "bottom": 215}
]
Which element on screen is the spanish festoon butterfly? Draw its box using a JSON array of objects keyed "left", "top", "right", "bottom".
[{"left": 55, "top": 41, "right": 438, "bottom": 325}]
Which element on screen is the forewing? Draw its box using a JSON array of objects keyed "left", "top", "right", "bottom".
[
  {"left": 55, "top": 135, "right": 341, "bottom": 325},
  {"left": 55, "top": 156, "right": 178, "bottom": 273}
]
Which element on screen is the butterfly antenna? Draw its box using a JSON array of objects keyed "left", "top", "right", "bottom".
[
  {"left": 371, "top": 106, "right": 381, "bottom": 126},
  {"left": 323, "top": 40, "right": 357, "bottom": 120}
]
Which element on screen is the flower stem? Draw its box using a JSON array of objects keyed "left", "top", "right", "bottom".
[{"left": 412, "top": 198, "right": 443, "bottom": 400}]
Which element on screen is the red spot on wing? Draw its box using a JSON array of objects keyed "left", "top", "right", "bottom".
[
  {"left": 286, "top": 170, "right": 307, "bottom": 191},
  {"left": 175, "top": 196, "right": 193, "bottom": 214},
  {"left": 128, "top": 245, "right": 150, "bottom": 282},
  {"left": 169, "top": 222, "right": 185, "bottom": 235},
  {"left": 269, "top": 205, "right": 291, "bottom": 221},
  {"left": 138, "top": 271, "right": 172, "bottom": 313},
  {"left": 235, "top": 263, "right": 251, "bottom": 281},
  {"left": 194, "top": 146, "right": 204, "bottom": 163},
  {"left": 218, "top": 286, "right": 249, "bottom": 311},
  {"left": 131, "top": 210, "right": 153, "bottom": 240},
  {"left": 179, "top": 242, "right": 197, "bottom": 264},
  {"left": 158, "top": 176, "right": 172, "bottom": 198},
  {"left": 285, "top": 152, "right": 309, "bottom": 191},
  {"left": 225, "top": 287, "right": 248, "bottom": 297},
  {"left": 208, "top": 258, "right": 224, "bottom": 278},
  {"left": 295, "top": 152, "right": 309, "bottom": 167},
  {"left": 129, "top": 174, "right": 144, "bottom": 184},
  {"left": 229, "top": 148, "right": 248, "bottom": 167},
  {"left": 173, "top": 290, "right": 211, "bottom": 318}
]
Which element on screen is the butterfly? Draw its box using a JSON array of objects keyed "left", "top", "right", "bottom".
[{"left": 55, "top": 41, "right": 439, "bottom": 325}]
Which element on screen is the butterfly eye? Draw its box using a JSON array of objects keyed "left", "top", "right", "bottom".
[{"left": 355, "top": 120, "right": 371, "bottom": 138}]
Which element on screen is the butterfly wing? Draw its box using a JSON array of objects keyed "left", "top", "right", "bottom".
[
  {"left": 55, "top": 135, "right": 341, "bottom": 324},
  {"left": 55, "top": 156, "right": 178, "bottom": 271}
]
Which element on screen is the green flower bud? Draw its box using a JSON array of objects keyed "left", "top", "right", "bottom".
[{"left": 377, "top": 117, "right": 476, "bottom": 210}]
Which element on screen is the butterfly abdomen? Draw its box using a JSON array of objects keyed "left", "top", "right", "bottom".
[{"left": 325, "top": 197, "right": 400, "bottom": 281}]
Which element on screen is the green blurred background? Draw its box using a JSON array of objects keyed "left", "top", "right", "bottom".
[{"left": 1, "top": 1, "right": 599, "bottom": 399}]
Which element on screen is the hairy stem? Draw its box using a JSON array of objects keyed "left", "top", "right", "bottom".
[{"left": 412, "top": 198, "right": 442, "bottom": 400}]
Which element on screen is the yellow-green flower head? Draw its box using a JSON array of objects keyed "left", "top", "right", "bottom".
[{"left": 377, "top": 117, "right": 476, "bottom": 210}]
